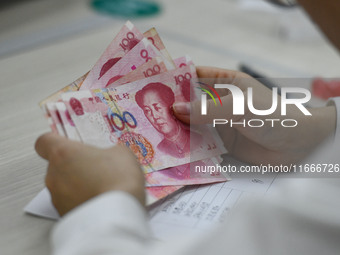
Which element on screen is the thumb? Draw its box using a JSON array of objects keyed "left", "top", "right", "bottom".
[
  {"left": 35, "top": 132, "right": 82, "bottom": 160},
  {"left": 173, "top": 93, "right": 240, "bottom": 125}
]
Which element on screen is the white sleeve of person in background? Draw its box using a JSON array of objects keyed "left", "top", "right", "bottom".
[{"left": 52, "top": 135, "right": 340, "bottom": 254}]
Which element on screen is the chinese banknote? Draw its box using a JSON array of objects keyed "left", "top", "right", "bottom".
[{"left": 40, "top": 21, "right": 229, "bottom": 204}]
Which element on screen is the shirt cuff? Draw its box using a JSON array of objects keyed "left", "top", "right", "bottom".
[
  {"left": 327, "top": 97, "right": 340, "bottom": 144},
  {"left": 52, "top": 191, "right": 151, "bottom": 251}
]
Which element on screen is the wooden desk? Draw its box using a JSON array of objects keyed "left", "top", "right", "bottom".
[{"left": 1, "top": 0, "right": 339, "bottom": 254}]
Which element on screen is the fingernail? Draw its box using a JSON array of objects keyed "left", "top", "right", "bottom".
[{"left": 173, "top": 102, "right": 190, "bottom": 115}]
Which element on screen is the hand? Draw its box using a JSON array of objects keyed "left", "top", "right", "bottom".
[
  {"left": 35, "top": 133, "right": 145, "bottom": 216},
  {"left": 173, "top": 66, "right": 336, "bottom": 165}
]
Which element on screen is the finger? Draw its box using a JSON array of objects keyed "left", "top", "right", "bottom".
[
  {"left": 174, "top": 67, "right": 241, "bottom": 124},
  {"left": 35, "top": 132, "right": 81, "bottom": 160},
  {"left": 35, "top": 133, "right": 66, "bottom": 160},
  {"left": 173, "top": 93, "right": 242, "bottom": 125},
  {"left": 196, "top": 66, "right": 238, "bottom": 96},
  {"left": 195, "top": 66, "right": 254, "bottom": 97}
]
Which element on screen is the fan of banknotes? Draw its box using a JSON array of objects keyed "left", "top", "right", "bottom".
[{"left": 40, "top": 21, "right": 229, "bottom": 204}]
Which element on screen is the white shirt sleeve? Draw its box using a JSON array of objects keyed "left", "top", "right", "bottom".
[
  {"left": 51, "top": 178, "right": 340, "bottom": 255},
  {"left": 52, "top": 191, "right": 155, "bottom": 255}
]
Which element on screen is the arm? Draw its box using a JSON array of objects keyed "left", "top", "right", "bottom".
[{"left": 52, "top": 192, "right": 152, "bottom": 255}]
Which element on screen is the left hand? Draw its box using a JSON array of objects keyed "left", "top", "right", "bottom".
[
  {"left": 173, "top": 66, "right": 336, "bottom": 165},
  {"left": 35, "top": 133, "right": 145, "bottom": 216}
]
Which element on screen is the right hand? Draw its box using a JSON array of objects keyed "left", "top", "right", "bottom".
[{"left": 173, "top": 66, "right": 336, "bottom": 165}]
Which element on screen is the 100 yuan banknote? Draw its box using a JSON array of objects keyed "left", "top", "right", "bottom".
[
  {"left": 45, "top": 103, "right": 66, "bottom": 136},
  {"left": 145, "top": 157, "right": 229, "bottom": 186},
  {"left": 143, "top": 27, "right": 174, "bottom": 66},
  {"left": 174, "top": 55, "right": 194, "bottom": 68},
  {"left": 82, "top": 38, "right": 174, "bottom": 90},
  {"left": 146, "top": 185, "right": 183, "bottom": 205},
  {"left": 39, "top": 23, "right": 175, "bottom": 106},
  {"left": 109, "top": 56, "right": 169, "bottom": 87},
  {"left": 55, "top": 102, "right": 82, "bottom": 141},
  {"left": 80, "top": 21, "right": 145, "bottom": 90},
  {"left": 62, "top": 66, "right": 226, "bottom": 172}
]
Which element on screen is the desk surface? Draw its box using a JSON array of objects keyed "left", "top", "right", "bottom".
[{"left": 1, "top": 0, "right": 340, "bottom": 254}]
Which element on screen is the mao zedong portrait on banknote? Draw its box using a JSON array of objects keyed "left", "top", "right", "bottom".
[{"left": 135, "top": 82, "right": 202, "bottom": 159}]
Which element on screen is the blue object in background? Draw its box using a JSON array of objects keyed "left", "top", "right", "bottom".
[{"left": 91, "top": 0, "right": 161, "bottom": 18}]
